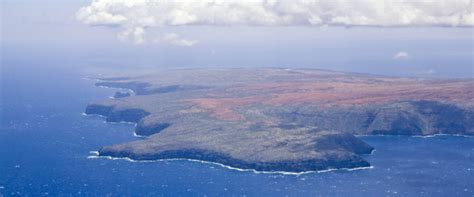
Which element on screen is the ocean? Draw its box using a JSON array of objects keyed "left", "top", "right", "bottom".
[{"left": 1, "top": 64, "right": 473, "bottom": 196}]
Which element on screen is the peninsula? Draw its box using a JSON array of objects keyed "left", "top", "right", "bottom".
[{"left": 85, "top": 68, "right": 474, "bottom": 173}]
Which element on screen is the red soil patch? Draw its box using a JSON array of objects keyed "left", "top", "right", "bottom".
[{"left": 186, "top": 79, "right": 474, "bottom": 121}]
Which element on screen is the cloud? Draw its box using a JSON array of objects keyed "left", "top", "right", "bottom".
[
  {"left": 393, "top": 51, "right": 410, "bottom": 60},
  {"left": 76, "top": 0, "right": 474, "bottom": 44},
  {"left": 155, "top": 33, "right": 198, "bottom": 46},
  {"left": 117, "top": 27, "right": 146, "bottom": 44}
]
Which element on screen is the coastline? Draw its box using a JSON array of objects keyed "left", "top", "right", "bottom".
[
  {"left": 82, "top": 70, "right": 473, "bottom": 176},
  {"left": 83, "top": 108, "right": 373, "bottom": 173},
  {"left": 356, "top": 133, "right": 473, "bottom": 138},
  {"left": 86, "top": 151, "right": 374, "bottom": 176}
]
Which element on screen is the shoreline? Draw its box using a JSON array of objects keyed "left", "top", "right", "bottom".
[
  {"left": 356, "top": 133, "right": 473, "bottom": 138},
  {"left": 84, "top": 109, "right": 473, "bottom": 141},
  {"left": 85, "top": 75, "right": 136, "bottom": 98},
  {"left": 86, "top": 151, "right": 374, "bottom": 176},
  {"left": 82, "top": 112, "right": 145, "bottom": 138}
]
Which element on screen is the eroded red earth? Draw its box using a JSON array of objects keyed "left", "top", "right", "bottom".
[{"left": 186, "top": 79, "right": 474, "bottom": 120}]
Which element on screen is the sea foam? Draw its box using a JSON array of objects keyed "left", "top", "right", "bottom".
[{"left": 86, "top": 152, "right": 374, "bottom": 176}]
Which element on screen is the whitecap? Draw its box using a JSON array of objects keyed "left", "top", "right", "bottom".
[
  {"left": 357, "top": 133, "right": 472, "bottom": 138},
  {"left": 82, "top": 113, "right": 107, "bottom": 118},
  {"left": 108, "top": 121, "right": 137, "bottom": 125},
  {"left": 413, "top": 133, "right": 473, "bottom": 138},
  {"left": 133, "top": 132, "right": 146, "bottom": 138},
  {"left": 369, "top": 149, "right": 377, "bottom": 154}
]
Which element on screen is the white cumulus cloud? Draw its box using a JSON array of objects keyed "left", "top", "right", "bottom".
[
  {"left": 393, "top": 51, "right": 410, "bottom": 60},
  {"left": 155, "top": 33, "right": 198, "bottom": 46},
  {"left": 76, "top": 0, "right": 474, "bottom": 45}
]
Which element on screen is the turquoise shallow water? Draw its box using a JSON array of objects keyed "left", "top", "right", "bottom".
[{"left": 1, "top": 65, "right": 473, "bottom": 196}]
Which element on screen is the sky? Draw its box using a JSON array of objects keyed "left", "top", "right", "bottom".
[{"left": 1, "top": 0, "right": 473, "bottom": 78}]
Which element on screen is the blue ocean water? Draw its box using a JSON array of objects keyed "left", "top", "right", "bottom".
[{"left": 1, "top": 65, "right": 473, "bottom": 196}]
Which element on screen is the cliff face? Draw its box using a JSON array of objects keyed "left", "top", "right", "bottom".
[
  {"left": 273, "top": 101, "right": 474, "bottom": 136},
  {"left": 86, "top": 105, "right": 149, "bottom": 123},
  {"left": 85, "top": 68, "right": 474, "bottom": 173}
]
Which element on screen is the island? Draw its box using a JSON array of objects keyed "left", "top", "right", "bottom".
[{"left": 85, "top": 68, "right": 474, "bottom": 173}]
